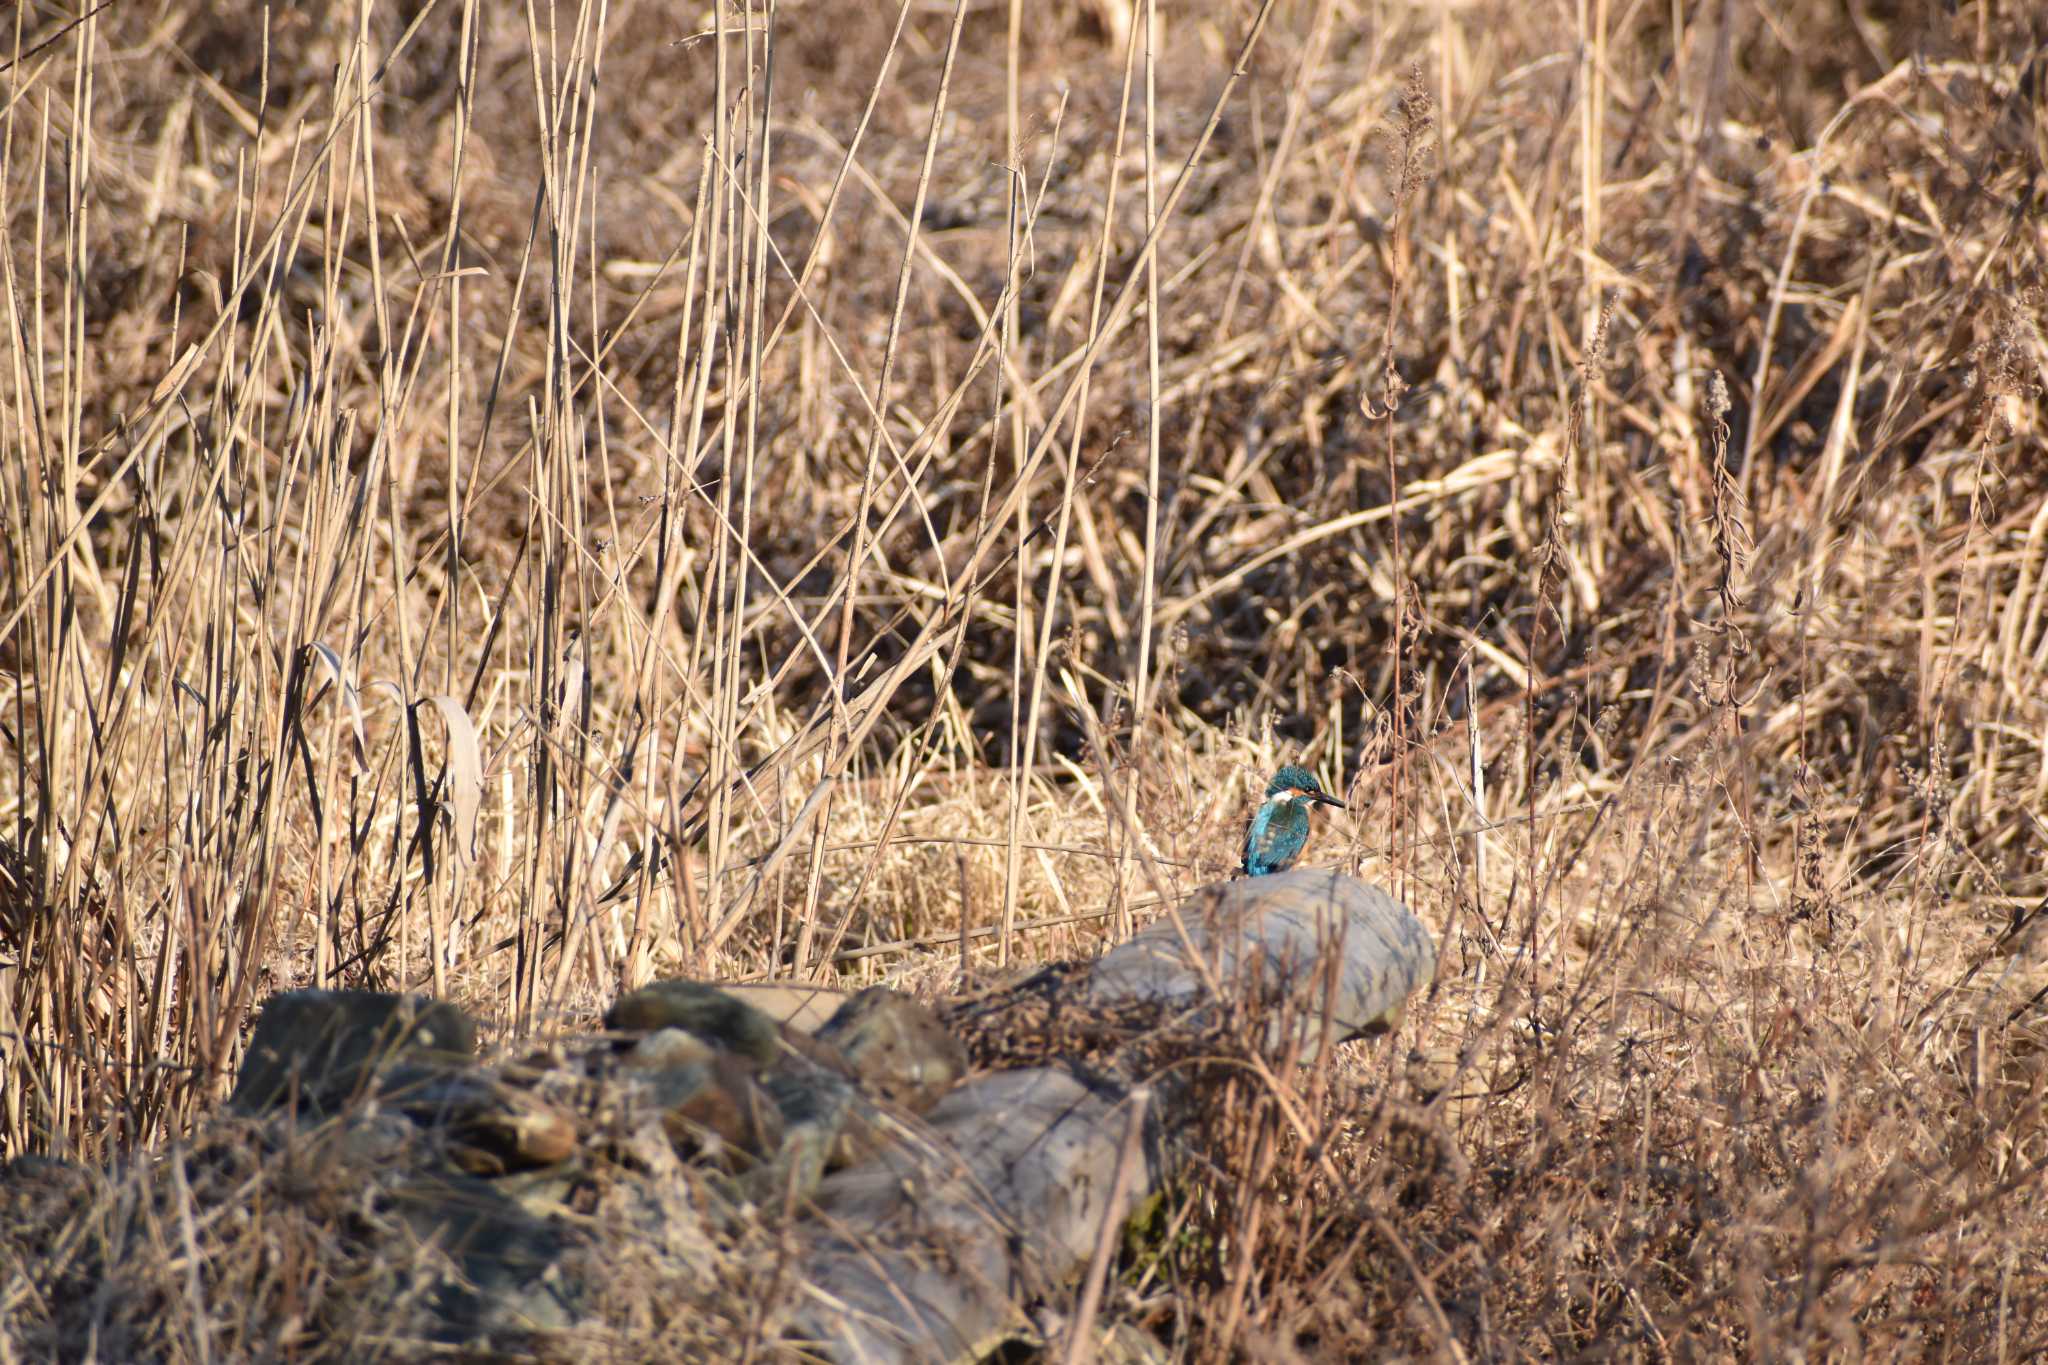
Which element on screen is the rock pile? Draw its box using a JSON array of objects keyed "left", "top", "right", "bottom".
[
  {"left": 219, "top": 977, "right": 972, "bottom": 1345},
  {"left": 2, "top": 870, "right": 1437, "bottom": 1362}
]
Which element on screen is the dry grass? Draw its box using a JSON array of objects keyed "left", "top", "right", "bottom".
[{"left": 4, "top": 0, "right": 2048, "bottom": 1356}]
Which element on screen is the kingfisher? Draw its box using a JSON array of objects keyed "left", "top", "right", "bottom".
[{"left": 1240, "top": 764, "right": 1347, "bottom": 877}]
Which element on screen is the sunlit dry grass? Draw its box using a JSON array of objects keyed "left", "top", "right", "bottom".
[{"left": 4, "top": 0, "right": 2048, "bottom": 1356}]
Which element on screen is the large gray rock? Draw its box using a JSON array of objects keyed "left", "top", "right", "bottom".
[
  {"left": 790, "top": 1067, "right": 1149, "bottom": 1363},
  {"left": 1086, "top": 867, "right": 1437, "bottom": 1056}
]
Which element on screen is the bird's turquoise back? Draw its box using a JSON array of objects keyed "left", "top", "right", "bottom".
[{"left": 1242, "top": 796, "right": 1312, "bottom": 876}]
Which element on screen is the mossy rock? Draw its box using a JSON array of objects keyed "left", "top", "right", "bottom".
[
  {"left": 815, "top": 986, "right": 968, "bottom": 1114},
  {"left": 230, "top": 990, "right": 478, "bottom": 1118},
  {"left": 606, "top": 980, "right": 783, "bottom": 1064}
]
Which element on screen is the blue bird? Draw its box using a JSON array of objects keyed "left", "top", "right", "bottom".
[{"left": 1240, "top": 764, "right": 1347, "bottom": 877}]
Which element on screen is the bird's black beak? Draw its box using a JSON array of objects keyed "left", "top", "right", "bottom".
[{"left": 1311, "top": 790, "right": 1347, "bottom": 809}]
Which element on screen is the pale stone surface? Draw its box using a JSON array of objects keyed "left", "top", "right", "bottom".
[
  {"left": 1086, "top": 867, "right": 1438, "bottom": 1057},
  {"left": 716, "top": 982, "right": 852, "bottom": 1034},
  {"left": 790, "top": 1067, "right": 1148, "bottom": 1362}
]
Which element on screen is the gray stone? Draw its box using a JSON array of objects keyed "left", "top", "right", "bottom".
[
  {"left": 794, "top": 873, "right": 1437, "bottom": 1362},
  {"left": 385, "top": 1169, "right": 580, "bottom": 1343},
  {"left": 634, "top": 1054, "right": 786, "bottom": 1167},
  {"left": 791, "top": 1067, "right": 1156, "bottom": 1362},
  {"left": 1100, "top": 1321, "right": 1173, "bottom": 1364},
  {"left": 230, "top": 990, "right": 477, "bottom": 1118},
  {"left": 375, "top": 1064, "right": 581, "bottom": 1174},
  {"left": 752, "top": 1065, "right": 855, "bottom": 1205},
  {"left": 814, "top": 986, "right": 969, "bottom": 1114},
  {"left": 606, "top": 980, "right": 783, "bottom": 1063},
  {"left": 1085, "top": 867, "right": 1437, "bottom": 1059},
  {"left": 623, "top": 1026, "right": 715, "bottom": 1071}
]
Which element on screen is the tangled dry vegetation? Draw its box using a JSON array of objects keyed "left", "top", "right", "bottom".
[{"left": 4, "top": 0, "right": 2048, "bottom": 1357}]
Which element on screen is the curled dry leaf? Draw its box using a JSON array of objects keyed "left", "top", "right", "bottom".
[
  {"left": 307, "top": 642, "right": 369, "bottom": 771},
  {"left": 422, "top": 694, "right": 486, "bottom": 865}
]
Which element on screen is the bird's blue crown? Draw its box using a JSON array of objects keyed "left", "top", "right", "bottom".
[{"left": 1265, "top": 763, "right": 1324, "bottom": 797}]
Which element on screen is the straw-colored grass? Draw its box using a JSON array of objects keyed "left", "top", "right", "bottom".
[{"left": 4, "top": 0, "right": 2047, "bottom": 1356}]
